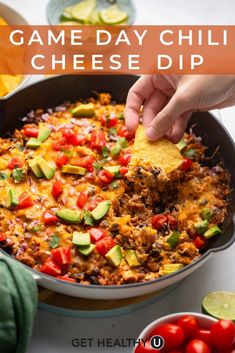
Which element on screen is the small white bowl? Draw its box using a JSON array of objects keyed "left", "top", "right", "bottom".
[{"left": 133, "top": 312, "right": 217, "bottom": 352}]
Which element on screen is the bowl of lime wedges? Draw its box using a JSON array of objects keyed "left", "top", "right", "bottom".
[{"left": 47, "top": 0, "right": 136, "bottom": 26}]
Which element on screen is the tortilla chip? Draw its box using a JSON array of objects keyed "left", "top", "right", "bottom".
[
  {"left": 130, "top": 125, "right": 183, "bottom": 174},
  {"left": 0, "top": 75, "right": 22, "bottom": 97},
  {"left": 0, "top": 17, "right": 8, "bottom": 26}
]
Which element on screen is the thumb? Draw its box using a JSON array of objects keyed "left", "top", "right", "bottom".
[{"left": 146, "top": 93, "right": 190, "bottom": 141}]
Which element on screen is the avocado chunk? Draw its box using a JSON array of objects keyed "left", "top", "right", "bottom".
[
  {"left": 111, "top": 144, "right": 121, "bottom": 156},
  {"left": 201, "top": 208, "right": 212, "bottom": 221},
  {"left": 28, "top": 158, "right": 44, "bottom": 178},
  {"left": 61, "top": 165, "right": 87, "bottom": 175},
  {"left": 167, "top": 231, "right": 181, "bottom": 248},
  {"left": 204, "top": 225, "right": 221, "bottom": 239},
  {"left": 125, "top": 250, "right": 140, "bottom": 267},
  {"left": 26, "top": 138, "right": 41, "bottom": 149},
  {"left": 72, "top": 232, "right": 90, "bottom": 246},
  {"left": 38, "top": 125, "right": 51, "bottom": 142},
  {"left": 194, "top": 220, "right": 209, "bottom": 234},
  {"left": 38, "top": 159, "right": 55, "bottom": 180},
  {"left": 6, "top": 188, "right": 18, "bottom": 208},
  {"left": 91, "top": 200, "right": 111, "bottom": 220},
  {"left": 162, "top": 263, "right": 184, "bottom": 275},
  {"left": 56, "top": 209, "right": 82, "bottom": 224},
  {"left": 105, "top": 245, "right": 123, "bottom": 266},
  {"left": 176, "top": 139, "right": 187, "bottom": 151},
  {"left": 104, "top": 165, "right": 120, "bottom": 177},
  {"left": 79, "top": 244, "right": 96, "bottom": 256},
  {"left": 71, "top": 103, "right": 95, "bottom": 117}
]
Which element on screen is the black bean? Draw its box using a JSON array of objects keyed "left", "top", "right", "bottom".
[{"left": 90, "top": 276, "right": 100, "bottom": 285}]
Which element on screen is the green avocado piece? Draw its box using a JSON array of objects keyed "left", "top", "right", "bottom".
[
  {"left": 72, "top": 232, "right": 90, "bottom": 246},
  {"left": 37, "top": 159, "right": 55, "bottom": 180},
  {"left": 56, "top": 209, "right": 82, "bottom": 224},
  {"left": 110, "top": 144, "right": 121, "bottom": 156},
  {"left": 28, "top": 158, "right": 44, "bottom": 178},
  {"left": 91, "top": 200, "right": 111, "bottom": 221},
  {"left": 105, "top": 245, "right": 123, "bottom": 266},
  {"left": 167, "top": 231, "right": 181, "bottom": 249},
  {"left": 201, "top": 208, "right": 212, "bottom": 222},
  {"left": 79, "top": 244, "right": 96, "bottom": 256},
  {"left": 6, "top": 188, "right": 18, "bottom": 208},
  {"left": 62, "top": 165, "right": 87, "bottom": 175},
  {"left": 125, "top": 250, "right": 140, "bottom": 267},
  {"left": 38, "top": 125, "right": 51, "bottom": 142},
  {"left": 71, "top": 103, "right": 95, "bottom": 117},
  {"left": 204, "top": 225, "right": 221, "bottom": 239},
  {"left": 104, "top": 165, "right": 120, "bottom": 177},
  {"left": 162, "top": 263, "right": 184, "bottom": 275},
  {"left": 176, "top": 139, "right": 187, "bottom": 151},
  {"left": 26, "top": 138, "right": 41, "bottom": 149},
  {"left": 194, "top": 220, "right": 209, "bottom": 234}
]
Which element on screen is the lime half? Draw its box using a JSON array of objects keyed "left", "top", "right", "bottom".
[
  {"left": 100, "top": 5, "right": 128, "bottom": 25},
  {"left": 70, "top": 0, "right": 97, "bottom": 22},
  {"left": 202, "top": 291, "right": 235, "bottom": 321}
]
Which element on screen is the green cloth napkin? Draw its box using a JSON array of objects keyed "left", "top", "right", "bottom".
[{"left": 0, "top": 255, "right": 38, "bottom": 353}]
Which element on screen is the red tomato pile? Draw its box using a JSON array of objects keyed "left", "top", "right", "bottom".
[{"left": 135, "top": 315, "right": 235, "bottom": 353}]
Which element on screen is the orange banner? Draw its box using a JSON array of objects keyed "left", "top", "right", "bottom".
[{"left": 0, "top": 25, "right": 234, "bottom": 74}]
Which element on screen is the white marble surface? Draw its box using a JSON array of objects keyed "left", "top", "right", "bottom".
[{"left": 1, "top": 1, "right": 235, "bottom": 352}]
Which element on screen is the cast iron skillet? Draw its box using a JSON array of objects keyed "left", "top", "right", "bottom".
[{"left": 0, "top": 75, "right": 234, "bottom": 299}]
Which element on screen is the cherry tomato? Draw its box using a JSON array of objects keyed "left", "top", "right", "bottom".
[
  {"left": 118, "top": 152, "right": 131, "bottom": 166},
  {"left": 101, "top": 114, "right": 117, "bottom": 128},
  {"left": 76, "top": 191, "right": 88, "bottom": 209},
  {"left": 52, "top": 246, "right": 71, "bottom": 266},
  {"left": 18, "top": 192, "right": 34, "bottom": 209},
  {"left": 181, "top": 157, "right": 193, "bottom": 172},
  {"left": 52, "top": 137, "right": 69, "bottom": 151},
  {"left": 134, "top": 340, "right": 155, "bottom": 353},
  {"left": 177, "top": 315, "right": 198, "bottom": 338},
  {"left": 75, "top": 155, "right": 94, "bottom": 172},
  {"left": 0, "top": 233, "right": 6, "bottom": 242},
  {"left": 194, "top": 236, "right": 206, "bottom": 249},
  {"left": 150, "top": 323, "right": 185, "bottom": 351},
  {"left": 120, "top": 166, "right": 128, "bottom": 175},
  {"left": 63, "top": 129, "right": 86, "bottom": 146},
  {"left": 57, "top": 276, "right": 76, "bottom": 283},
  {"left": 23, "top": 127, "right": 38, "bottom": 138},
  {"left": 55, "top": 154, "right": 68, "bottom": 168},
  {"left": 52, "top": 180, "right": 63, "bottom": 199},
  {"left": 43, "top": 211, "right": 58, "bottom": 225},
  {"left": 90, "top": 129, "right": 106, "bottom": 150},
  {"left": 166, "top": 214, "right": 178, "bottom": 230},
  {"left": 195, "top": 329, "right": 212, "bottom": 345},
  {"left": 8, "top": 157, "right": 23, "bottom": 170},
  {"left": 211, "top": 320, "right": 235, "bottom": 350},
  {"left": 96, "top": 236, "right": 115, "bottom": 256},
  {"left": 98, "top": 169, "right": 114, "bottom": 184},
  {"left": 168, "top": 351, "right": 183, "bottom": 353},
  {"left": 117, "top": 125, "right": 134, "bottom": 140},
  {"left": 89, "top": 228, "right": 106, "bottom": 243},
  {"left": 41, "top": 258, "right": 61, "bottom": 276},
  {"left": 151, "top": 214, "right": 168, "bottom": 230},
  {"left": 186, "top": 339, "right": 211, "bottom": 353}
]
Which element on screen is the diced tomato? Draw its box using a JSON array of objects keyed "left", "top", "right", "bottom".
[
  {"left": 117, "top": 125, "right": 134, "bottom": 140},
  {"left": 18, "top": 192, "right": 34, "bottom": 209},
  {"left": 52, "top": 180, "right": 63, "bottom": 199},
  {"left": 96, "top": 236, "right": 115, "bottom": 256},
  {"left": 43, "top": 211, "right": 58, "bottom": 225},
  {"left": 0, "top": 233, "right": 6, "bottom": 242},
  {"left": 8, "top": 157, "right": 23, "bottom": 170},
  {"left": 52, "top": 246, "right": 71, "bottom": 266},
  {"left": 181, "top": 157, "right": 193, "bottom": 172},
  {"left": 166, "top": 214, "right": 178, "bottom": 230},
  {"left": 98, "top": 170, "right": 114, "bottom": 184},
  {"left": 23, "top": 127, "right": 38, "bottom": 138},
  {"left": 120, "top": 166, "right": 128, "bottom": 175},
  {"left": 194, "top": 235, "right": 206, "bottom": 249},
  {"left": 87, "top": 196, "right": 104, "bottom": 211},
  {"left": 89, "top": 228, "right": 106, "bottom": 243},
  {"left": 52, "top": 137, "right": 69, "bottom": 151},
  {"left": 151, "top": 214, "right": 168, "bottom": 230},
  {"left": 63, "top": 129, "right": 86, "bottom": 146},
  {"left": 118, "top": 152, "right": 131, "bottom": 166},
  {"left": 74, "top": 155, "right": 94, "bottom": 172},
  {"left": 90, "top": 129, "right": 106, "bottom": 150},
  {"left": 57, "top": 276, "right": 76, "bottom": 283},
  {"left": 101, "top": 114, "right": 117, "bottom": 128},
  {"left": 76, "top": 191, "right": 88, "bottom": 209},
  {"left": 41, "top": 258, "right": 61, "bottom": 276},
  {"left": 55, "top": 154, "right": 68, "bottom": 168}
]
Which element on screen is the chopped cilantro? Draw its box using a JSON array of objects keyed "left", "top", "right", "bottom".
[
  {"left": 108, "top": 127, "right": 117, "bottom": 135},
  {"left": 0, "top": 172, "right": 8, "bottom": 180},
  {"left": 83, "top": 210, "right": 94, "bottom": 226},
  {"left": 61, "top": 149, "right": 73, "bottom": 156},
  {"left": 49, "top": 234, "right": 60, "bottom": 249},
  {"left": 93, "top": 161, "right": 103, "bottom": 173},
  {"left": 110, "top": 181, "right": 119, "bottom": 189},
  {"left": 31, "top": 225, "right": 43, "bottom": 233},
  {"left": 12, "top": 168, "right": 25, "bottom": 183},
  {"left": 102, "top": 146, "right": 109, "bottom": 158}
]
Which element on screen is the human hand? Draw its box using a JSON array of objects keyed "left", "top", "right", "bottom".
[{"left": 124, "top": 75, "right": 235, "bottom": 143}]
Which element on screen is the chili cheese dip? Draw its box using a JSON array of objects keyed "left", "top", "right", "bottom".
[{"left": 0, "top": 94, "right": 230, "bottom": 285}]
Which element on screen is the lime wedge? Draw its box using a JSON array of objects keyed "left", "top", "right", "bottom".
[
  {"left": 89, "top": 9, "right": 102, "bottom": 24},
  {"left": 70, "top": 0, "right": 97, "bottom": 22},
  {"left": 202, "top": 291, "right": 235, "bottom": 321},
  {"left": 99, "top": 5, "right": 128, "bottom": 25},
  {"left": 59, "top": 21, "right": 82, "bottom": 26},
  {"left": 61, "top": 6, "right": 73, "bottom": 21}
]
